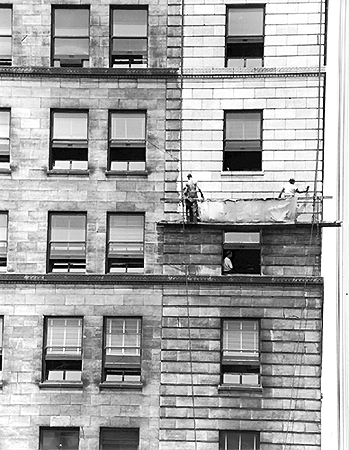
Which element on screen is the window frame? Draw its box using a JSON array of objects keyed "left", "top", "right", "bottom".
[
  {"left": 110, "top": 6, "right": 148, "bottom": 68},
  {"left": 0, "top": 6, "right": 12, "bottom": 66},
  {"left": 106, "top": 213, "right": 145, "bottom": 273},
  {"left": 223, "top": 231, "right": 261, "bottom": 275},
  {"left": 102, "top": 317, "right": 142, "bottom": 384},
  {"left": 219, "top": 431, "right": 260, "bottom": 450},
  {"left": 0, "top": 108, "right": 10, "bottom": 169},
  {"left": 223, "top": 110, "right": 263, "bottom": 172},
  {"left": 108, "top": 110, "right": 147, "bottom": 172},
  {"left": 42, "top": 316, "right": 83, "bottom": 384},
  {"left": 50, "top": 109, "right": 89, "bottom": 171},
  {"left": 39, "top": 427, "right": 80, "bottom": 450},
  {"left": 221, "top": 319, "right": 261, "bottom": 387},
  {"left": 225, "top": 5, "right": 265, "bottom": 68},
  {"left": 0, "top": 212, "right": 8, "bottom": 273},
  {"left": 47, "top": 212, "right": 87, "bottom": 273},
  {"left": 51, "top": 5, "right": 90, "bottom": 68},
  {"left": 100, "top": 427, "right": 140, "bottom": 450}
]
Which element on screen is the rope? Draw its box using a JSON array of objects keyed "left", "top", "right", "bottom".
[{"left": 283, "top": 1, "right": 325, "bottom": 447}]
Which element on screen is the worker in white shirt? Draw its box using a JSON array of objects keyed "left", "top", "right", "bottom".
[
  {"left": 222, "top": 251, "right": 234, "bottom": 275},
  {"left": 278, "top": 178, "right": 309, "bottom": 199}
]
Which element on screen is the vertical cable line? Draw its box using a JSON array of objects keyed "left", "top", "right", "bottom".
[
  {"left": 283, "top": 1, "right": 325, "bottom": 447},
  {"left": 177, "top": 0, "right": 198, "bottom": 447},
  {"left": 337, "top": 1, "right": 348, "bottom": 448},
  {"left": 313, "top": 0, "right": 325, "bottom": 220}
]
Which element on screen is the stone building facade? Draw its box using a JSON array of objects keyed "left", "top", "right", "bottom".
[{"left": 0, "top": 0, "right": 327, "bottom": 449}]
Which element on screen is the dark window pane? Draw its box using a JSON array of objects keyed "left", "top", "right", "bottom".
[
  {"left": 223, "top": 151, "right": 261, "bottom": 172},
  {"left": 112, "top": 9, "right": 147, "bottom": 37},
  {"left": 41, "top": 428, "right": 79, "bottom": 450},
  {"left": 228, "top": 8, "right": 264, "bottom": 36},
  {"left": 227, "top": 42, "right": 263, "bottom": 61},
  {"left": 55, "top": 9, "right": 89, "bottom": 37},
  {"left": 101, "top": 428, "right": 139, "bottom": 450},
  {"left": 54, "top": 38, "right": 89, "bottom": 57},
  {"left": 0, "top": 9, "right": 11, "bottom": 35}
]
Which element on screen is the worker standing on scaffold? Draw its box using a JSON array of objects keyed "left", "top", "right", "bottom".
[{"left": 183, "top": 173, "right": 204, "bottom": 223}]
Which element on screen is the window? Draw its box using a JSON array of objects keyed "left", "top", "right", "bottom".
[
  {"left": 111, "top": 8, "right": 148, "bottom": 68},
  {"left": 221, "top": 320, "right": 260, "bottom": 386},
  {"left": 43, "top": 317, "right": 83, "bottom": 382},
  {"left": 100, "top": 428, "right": 139, "bottom": 450},
  {"left": 224, "top": 111, "right": 262, "bottom": 172},
  {"left": 219, "top": 431, "right": 260, "bottom": 450},
  {"left": 50, "top": 111, "right": 88, "bottom": 170},
  {"left": 109, "top": 112, "right": 146, "bottom": 171},
  {"left": 0, "top": 110, "right": 10, "bottom": 169},
  {"left": 52, "top": 7, "right": 89, "bottom": 67},
  {"left": 0, "top": 317, "right": 3, "bottom": 377},
  {"left": 48, "top": 213, "right": 86, "bottom": 273},
  {"left": 103, "top": 317, "right": 141, "bottom": 383},
  {"left": 226, "top": 6, "right": 264, "bottom": 68},
  {"left": 0, "top": 7, "right": 12, "bottom": 66},
  {"left": 107, "top": 214, "right": 144, "bottom": 273},
  {"left": 223, "top": 231, "right": 261, "bottom": 275},
  {"left": 0, "top": 213, "right": 7, "bottom": 272},
  {"left": 40, "top": 428, "right": 79, "bottom": 450}
]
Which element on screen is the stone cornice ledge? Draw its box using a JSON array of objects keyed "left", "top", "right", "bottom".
[
  {"left": 183, "top": 66, "right": 326, "bottom": 78},
  {"left": 0, "top": 274, "right": 323, "bottom": 286},
  {"left": 0, "top": 67, "right": 178, "bottom": 79}
]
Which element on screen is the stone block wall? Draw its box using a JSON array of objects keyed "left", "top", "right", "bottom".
[
  {"left": 160, "top": 281, "right": 323, "bottom": 450},
  {"left": 159, "top": 223, "right": 322, "bottom": 277},
  {"left": 0, "top": 74, "right": 172, "bottom": 274},
  {"left": 0, "top": 282, "right": 162, "bottom": 450},
  {"left": 9, "top": 0, "right": 169, "bottom": 69},
  {"left": 176, "top": 74, "right": 324, "bottom": 202}
]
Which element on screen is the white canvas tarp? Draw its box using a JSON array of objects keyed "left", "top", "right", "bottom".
[{"left": 199, "top": 197, "right": 297, "bottom": 223}]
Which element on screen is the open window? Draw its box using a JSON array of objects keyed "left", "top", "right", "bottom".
[
  {"left": 0, "top": 213, "right": 8, "bottom": 272},
  {"left": 0, "top": 110, "right": 10, "bottom": 169},
  {"left": 226, "top": 6, "right": 264, "bottom": 68},
  {"left": 43, "top": 317, "right": 83, "bottom": 383},
  {"left": 221, "top": 320, "right": 260, "bottom": 387},
  {"left": 219, "top": 431, "right": 260, "bottom": 450},
  {"left": 50, "top": 111, "right": 88, "bottom": 171},
  {"left": 109, "top": 112, "right": 146, "bottom": 172},
  {"left": 103, "top": 317, "right": 142, "bottom": 384},
  {"left": 48, "top": 213, "right": 86, "bottom": 273},
  {"left": 0, "top": 7, "right": 12, "bottom": 66},
  {"left": 40, "top": 428, "right": 79, "bottom": 450},
  {"left": 52, "top": 7, "right": 89, "bottom": 67},
  {"left": 107, "top": 214, "right": 144, "bottom": 273},
  {"left": 110, "top": 8, "right": 148, "bottom": 68},
  {"left": 100, "top": 428, "right": 139, "bottom": 450},
  {"left": 223, "top": 231, "right": 261, "bottom": 275},
  {"left": 223, "top": 111, "right": 262, "bottom": 172}
]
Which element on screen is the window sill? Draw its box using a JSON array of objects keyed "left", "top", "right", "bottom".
[
  {"left": 39, "top": 381, "right": 84, "bottom": 389},
  {"left": 47, "top": 169, "right": 90, "bottom": 177},
  {"left": 221, "top": 171, "right": 264, "bottom": 177},
  {"left": 99, "top": 381, "right": 143, "bottom": 390},
  {"left": 218, "top": 384, "right": 263, "bottom": 393},
  {"left": 105, "top": 170, "right": 148, "bottom": 178}
]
